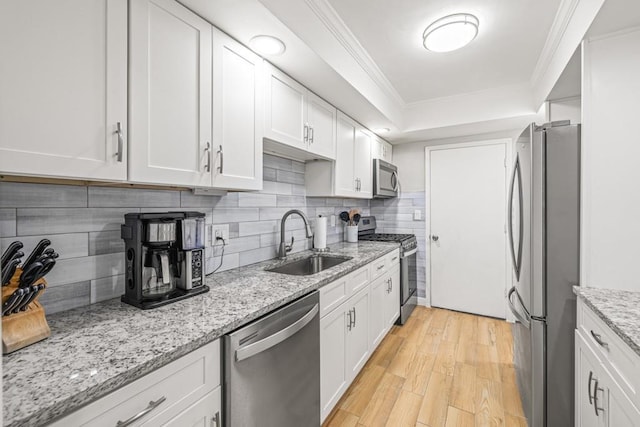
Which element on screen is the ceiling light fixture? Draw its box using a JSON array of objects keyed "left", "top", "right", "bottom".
[
  {"left": 249, "top": 35, "right": 286, "bottom": 56},
  {"left": 423, "top": 13, "right": 479, "bottom": 53}
]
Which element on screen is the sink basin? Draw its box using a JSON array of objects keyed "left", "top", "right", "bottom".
[{"left": 266, "top": 255, "right": 352, "bottom": 276}]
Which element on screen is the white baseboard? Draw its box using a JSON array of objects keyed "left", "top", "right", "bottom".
[{"left": 417, "top": 297, "right": 430, "bottom": 307}]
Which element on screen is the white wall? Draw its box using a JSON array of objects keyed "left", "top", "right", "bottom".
[
  {"left": 581, "top": 28, "right": 640, "bottom": 291},
  {"left": 548, "top": 97, "right": 582, "bottom": 123}
]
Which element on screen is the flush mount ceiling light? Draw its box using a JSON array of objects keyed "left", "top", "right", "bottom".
[
  {"left": 249, "top": 35, "right": 286, "bottom": 56},
  {"left": 423, "top": 13, "right": 479, "bottom": 53}
]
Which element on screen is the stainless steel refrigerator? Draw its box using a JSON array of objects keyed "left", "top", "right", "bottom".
[{"left": 507, "top": 121, "right": 580, "bottom": 427}]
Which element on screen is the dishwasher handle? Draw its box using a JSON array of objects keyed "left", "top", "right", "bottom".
[{"left": 235, "top": 304, "right": 319, "bottom": 362}]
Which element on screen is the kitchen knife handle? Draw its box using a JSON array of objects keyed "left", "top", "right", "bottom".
[
  {"left": 204, "top": 142, "right": 211, "bottom": 172},
  {"left": 217, "top": 144, "right": 224, "bottom": 174},
  {"left": 115, "top": 122, "right": 124, "bottom": 162},
  {"left": 116, "top": 396, "right": 166, "bottom": 427}
]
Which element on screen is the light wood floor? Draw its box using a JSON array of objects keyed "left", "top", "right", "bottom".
[{"left": 322, "top": 306, "right": 527, "bottom": 427}]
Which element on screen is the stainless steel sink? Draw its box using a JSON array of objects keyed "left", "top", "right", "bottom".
[{"left": 266, "top": 255, "right": 352, "bottom": 276}]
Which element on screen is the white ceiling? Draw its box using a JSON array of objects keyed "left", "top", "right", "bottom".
[
  {"left": 326, "top": 0, "right": 561, "bottom": 102},
  {"left": 181, "top": 0, "right": 619, "bottom": 143}
]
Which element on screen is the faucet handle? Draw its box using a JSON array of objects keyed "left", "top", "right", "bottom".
[{"left": 285, "top": 236, "right": 294, "bottom": 253}]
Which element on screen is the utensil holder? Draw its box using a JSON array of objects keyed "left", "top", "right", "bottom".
[
  {"left": 2, "top": 267, "right": 51, "bottom": 354},
  {"left": 346, "top": 225, "right": 358, "bottom": 243}
]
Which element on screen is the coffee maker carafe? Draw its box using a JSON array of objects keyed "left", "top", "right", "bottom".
[{"left": 121, "top": 212, "right": 209, "bottom": 309}]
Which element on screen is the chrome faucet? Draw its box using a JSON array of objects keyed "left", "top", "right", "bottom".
[{"left": 278, "top": 209, "right": 313, "bottom": 259}]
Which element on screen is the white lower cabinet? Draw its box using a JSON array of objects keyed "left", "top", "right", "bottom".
[
  {"left": 575, "top": 299, "right": 640, "bottom": 427},
  {"left": 320, "top": 250, "right": 400, "bottom": 422},
  {"left": 49, "top": 340, "right": 221, "bottom": 427}
]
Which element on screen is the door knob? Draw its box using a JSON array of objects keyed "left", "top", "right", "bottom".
[{"left": 431, "top": 235, "right": 439, "bottom": 242}]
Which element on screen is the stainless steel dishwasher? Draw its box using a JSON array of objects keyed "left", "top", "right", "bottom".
[{"left": 223, "top": 291, "right": 320, "bottom": 427}]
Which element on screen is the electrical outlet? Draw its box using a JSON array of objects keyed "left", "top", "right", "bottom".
[
  {"left": 212, "top": 224, "right": 229, "bottom": 241},
  {"left": 414, "top": 210, "right": 422, "bottom": 220}
]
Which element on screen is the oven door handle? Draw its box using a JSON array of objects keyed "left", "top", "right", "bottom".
[
  {"left": 235, "top": 304, "right": 319, "bottom": 362},
  {"left": 401, "top": 248, "right": 417, "bottom": 258}
]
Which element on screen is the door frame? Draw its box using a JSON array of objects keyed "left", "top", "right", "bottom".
[{"left": 424, "top": 138, "right": 514, "bottom": 320}]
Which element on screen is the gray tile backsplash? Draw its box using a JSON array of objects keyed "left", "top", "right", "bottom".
[{"left": 0, "top": 154, "right": 367, "bottom": 314}]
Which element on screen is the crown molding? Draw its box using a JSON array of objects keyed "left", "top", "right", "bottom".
[
  {"left": 530, "top": 0, "right": 581, "bottom": 89},
  {"left": 303, "top": 0, "right": 405, "bottom": 109}
]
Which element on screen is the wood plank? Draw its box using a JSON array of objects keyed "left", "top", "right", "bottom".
[
  {"left": 477, "top": 316, "right": 498, "bottom": 347},
  {"left": 504, "top": 414, "right": 528, "bottom": 427},
  {"left": 475, "top": 377, "right": 505, "bottom": 427},
  {"left": 444, "top": 406, "right": 475, "bottom": 427},
  {"left": 417, "top": 371, "right": 453, "bottom": 426},
  {"left": 476, "top": 343, "right": 501, "bottom": 382},
  {"left": 501, "top": 377, "right": 525, "bottom": 418},
  {"left": 324, "top": 409, "right": 360, "bottom": 427},
  {"left": 368, "top": 333, "right": 403, "bottom": 369},
  {"left": 385, "top": 390, "right": 423, "bottom": 427},
  {"left": 432, "top": 340, "right": 457, "bottom": 376},
  {"left": 495, "top": 320, "right": 514, "bottom": 364},
  {"left": 387, "top": 340, "right": 418, "bottom": 378},
  {"left": 449, "top": 363, "right": 476, "bottom": 413},
  {"left": 402, "top": 352, "right": 436, "bottom": 395},
  {"left": 357, "top": 372, "right": 404, "bottom": 426},
  {"left": 339, "top": 365, "right": 386, "bottom": 417},
  {"left": 441, "top": 313, "right": 462, "bottom": 342}
]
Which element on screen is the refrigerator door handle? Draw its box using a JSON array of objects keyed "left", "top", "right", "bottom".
[
  {"left": 508, "top": 156, "right": 524, "bottom": 281},
  {"left": 508, "top": 286, "right": 530, "bottom": 328}
]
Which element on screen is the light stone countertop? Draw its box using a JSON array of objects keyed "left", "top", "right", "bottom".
[
  {"left": 574, "top": 286, "right": 640, "bottom": 357},
  {"left": 3, "top": 241, "right": 398, "bottom": 427}
]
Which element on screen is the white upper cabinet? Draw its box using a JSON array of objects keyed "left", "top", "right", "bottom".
[
  {"left": 373, "top": 135, "right": 393, "bottom": 163},
  {"left": 354, "top": 126, "right": 373, "bottom": 198},
  {"left": 334, "top": 114, "right": 357, "bottom": 197},
  {"left": 129, "top": 0, "right": 212, "bottom": 187},
  {"left": 264, "top": 63, "right": 336, "bottom": 160},
  {"left": 211, "top": 29, "right": 263, "bottom": 191},
  {"left": 0, "top": 0, "right": 127, "bottom": 181}
]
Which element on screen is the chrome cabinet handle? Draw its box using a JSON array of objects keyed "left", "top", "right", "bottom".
[
  {"left": 347, "top": 309, "right": 352, "bottom": 331},
  {"left": 352, "top": 307, "right": 356, "bottom": 327},
  {"left": 204, "top": 142, "right": 211, "bottom": 172},
  {"left": 588, "top": 371, "right": 594, "bottom": 404},
  {"left": 115, "top": 396, "right": 166, "bottom": 426},
  {"left": 389, "top": 278, "right": 392, "bottom": 292},
  {"left": 593, "top": 379, "right": 604, "bottom": 416},
  {"left": 590, "top": 330, "right": 609, "bottom": 349},
  {"left": 377, "top": 264, "right": 385, "bottom": 271},
  {"left": 211, "top": 411, "right": 220, "bottom": 427},
  {"left": 309, "top": 126, "right": 314, "bottom": 143},
  {"left": 391, "top": 256, "right": 398, "bottom": 262},
  {"left": 115, "top": 122, "right": 124, "bottom": 162},
  {"left": 304, "top": 124, "right": 309, "bottom": 142},
  {"left": 217, "top": 144, "right": 223, "bottom": 174}
]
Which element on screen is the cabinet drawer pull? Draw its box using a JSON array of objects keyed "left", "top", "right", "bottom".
[
  {"left": 211, "top": 411, "right": 220, "bottom": 427},
  {"left": 309, "top": 126, "right": 314, "bottom": 143},
  {"left": 347, "top": 309, "right": 352, "bottom": 331},
  {"left": 204, "top": 142, "right": 211, "bottom": 172},
  {"left": 116, "top": 396, "right": 166, "bottom": 426},
  {"left": 115, "top": 122, "right": 124, "bottom": 162},
  {"left": 304, "top": 124, "right": 309, "bottom": 142},
  {"left": 217, "top": 144, "right": 224, "bottom": 174},
  {"left": 377, "top": 264, "right": 385, "bottom": 271},
  {"left": 352, "top": 307, "right": 356, "bottom": 327},
  {"left": 593, "top": 379, "right": 604, "bottom": 416},
  {"left": 588, "top": 371, "right": 594, "bottom": 404},
  {"left": 391, "top": 256, "right": 398, "bottom": 262},
  {"left": 590, "top": 330, "right": 609, "bottom": 348}
]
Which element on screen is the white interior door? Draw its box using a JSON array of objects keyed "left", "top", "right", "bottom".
[{"left": 429, "top": 142, "right": 507, "bottom": 318}]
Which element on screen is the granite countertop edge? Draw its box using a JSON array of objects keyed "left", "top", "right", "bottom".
[
  {"left": 3, "top": 241, "right": 398, "bottom": 427},
  {"left": 573, "top": 286, "right": 640, "bottom": 358}
]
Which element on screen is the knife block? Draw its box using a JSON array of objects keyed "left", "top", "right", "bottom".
[{"left": 2, "top": 267, "right": 51, "bottom": 354}]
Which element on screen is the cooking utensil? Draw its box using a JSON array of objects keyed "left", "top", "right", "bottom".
[
  {"left": 1, "top": 241, "right": 24, "bottom": 268},
  {"left": 2, "top": 258, "right": 21, "bottom": 286},
  {"left": 2, "top": 288, "right": 26, "bottom": 315},
  {"left": 353, "top": 214, "right": 361, "bottom": 225},
  {"left": 22, "top": 239, "right": 51, "bottom": 271},
  {"left": 18, "top": 283, "right": 45, "bottom": 312},
  {"left": 19, "top": 261, "right": 44, "bottom": 288},
  {"left": 339, "top": 212, "right": 350, "bottom": 223}
]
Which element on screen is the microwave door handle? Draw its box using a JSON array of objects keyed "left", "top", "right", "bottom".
[
  {"left": 391, "top": 171, "right": 399, "bottom": 191},
  {"left": 235, "top": 304, "right": 319, "bottom": 362}
]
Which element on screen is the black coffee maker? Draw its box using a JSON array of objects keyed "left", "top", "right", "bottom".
[{"left": 121, "top": 212, "right": 209, "bottom": 309}]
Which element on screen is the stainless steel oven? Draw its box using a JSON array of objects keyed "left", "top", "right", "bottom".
[{"left": 373, "top": 159, "right": 399, "bottom": 198}]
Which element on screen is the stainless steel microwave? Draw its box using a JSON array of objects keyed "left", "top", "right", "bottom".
[{"left": 373, "top": 159, "right": 399, "bottom": 198}]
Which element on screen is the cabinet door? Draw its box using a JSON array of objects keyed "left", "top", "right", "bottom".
[
  {"left": 576, "top": 333, "right": 605, "bottom": 427},
  {"left": 382, "top": 140, "right": 393, "bottom": 163},
  {"left": 607, "top": 377, "right": 640, "bottom": 427},
  {"left": 0, "top": 0, "right": 127, "bottom": 181},
  {"left": 385, "top": 265, "right": 401, "bottom": 328},
  {"left": 354, "top": 127, "right": 373, "bottom": 198},
  {"left": 346, "top": 287, "right": 370, "bottom": 381},
  {"left": 369, "top": 274, "right": 388, "bottom": 350},
  {"left": 144, "top": 387, "right": 221, "bottom": 427},
  {"left": 264, "top": 64, "right": 306, "bottom": 149},
  {"left": 320, "top": 305, "right": 348, "bottom": 422},
  {"left": 306, "top": 92, "right": 336, "bottom": 160},
  {"left": 334, "top": 113, "right": 357, "bottom": 197},
  {"left": 211, "top": 30, "right": 263, "bottom": 191},
  {"left": 129, "top": 0, "right": 212, "bottom": 187}
]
